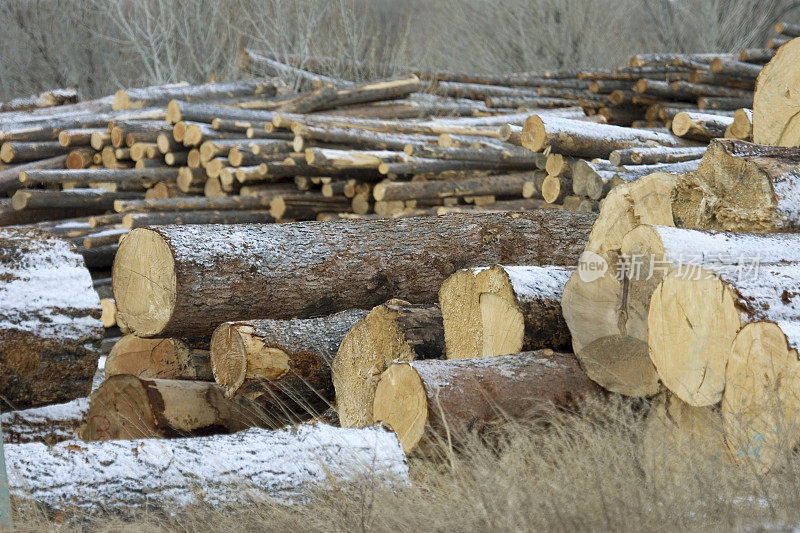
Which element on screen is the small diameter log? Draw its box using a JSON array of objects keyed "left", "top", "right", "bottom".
[
  {"left": 20, "top": 167, "right": 179, "bottom": 187},
  {"left": 753, "top": 37, "right": 800, "bottom": 146},
  {"left": 0, "top": 229, "right": 103, "bottom": 410},
  {"left": 0, "top": 154, "right": 68, "bottom": 195},
  {"left": 113, "top": 211, "right": 596, "bottom": 337},
  {"left": 113, "top": 80, "right": 274, "bottom": 110},
  {"left": 722, "top": 321, "right": 800, "bottom": 473},
  {"left": 541, "top": 175, "right": 571, "bottom": 203},
  {"left": 12, "top": 189, "right": 144, "bottom": 212},
  {"left": 104, "top": 335, "right": 212, "bottom": 381},
  {"left": 698, "top": 96, "right": 753, "bottom": 111},
  {"left": 710, "top": 58, "right": 763, "bottom": 78},
  {"left": 332, "top": 300, "right": 445, "bottom": 428},
  {"left": 609, "top": 146, "right": 707, "bottom": 166},
  {"left": 690, "top": 139, "right": 800, "bottom": 230},
  {"left": 122, "top": 209, "right": 273, "bottom": 229},
  {"left": 728, "top": 108, "right": 753, "bottom": 140},
  {"left": 671, "top": 111, "right": 733, "bottom": 141},
  {"left": 372, "top": 351, "right": 601, "bottom": 454},
  {"left": 775, "top": 21, "right": 800, "bottom": 37},
  {"left": 7, "top": 424, "right": 406, "bottom": 511},
  {"left": 114, "top": 196, "right": 266, "bottom": 213},
  {"left": 372, "top": 172, "right": 528, "bottom": 202},
  {"left": 210, "top": 310, "right": 368, "bottom": 419},
  {"left": 0, "top": 141, "right": 69, "bottom": 163},
  {"left": 58, "top": 128, "right": 104, "bottom": 147},
  {"left": 740, "top": 48, "right": 775, "bottom": 63},
  {"left": 100, "top": 298, "right": 117, "bottom": 327},
  {"left": 269, "top": 194, "right": 351, "bottom": 220},
  {"left": 521, "top": 115, "right": 698, "bottom": 158},
  {"left": 439, "top": 265, "right": 571, "bottom": 359}
]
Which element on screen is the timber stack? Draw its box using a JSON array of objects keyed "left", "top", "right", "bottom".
[{"left": 3, "top": 23, "right": 800, "bottom": 513}]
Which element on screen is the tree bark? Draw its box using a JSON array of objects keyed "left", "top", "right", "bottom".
[
  {"left": 671, "top": 111, "right": 733, "bottom": 141},
  {"left": 332, "top": 300, "right": 445, "bottom": 428},
  {"left": 372, "top": 172, "right": 528, "bottom": 201},
  {"left": 609, "top": 146, "right": 706, "bottom": 166},
  {"left": 372, "top": 351, "right": 601, "bottom": 454},
  {"left": 113, "top": 81, "right": 275, "bottom": 110},
  {"left": 0, "top": 229, "right": 103, "bottom": 410},
  {"left": 112, "top": 211, "right": 596, "bottom": 337}
]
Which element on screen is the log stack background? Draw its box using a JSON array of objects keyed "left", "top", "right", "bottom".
[{"left": 2, "top": 21, "right": 800, "bottom": 511}]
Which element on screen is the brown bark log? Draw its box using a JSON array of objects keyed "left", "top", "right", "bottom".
[
  {"left": 210, "top": 309, "right": 368, "bottom": 421},
  {"left": 0, "top": 229, "right": 103, "bottom": 410},
  {"left": 0, "top": 141, "right": 70, "bottom": 163},
  {"left": 372, "top": 351, "right": 602, "bottom": 454},
  {"left": 113, "top": 210, "right": 595, "bottom": 337}
]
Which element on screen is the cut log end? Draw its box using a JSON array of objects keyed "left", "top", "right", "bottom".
[
  {"left": 723, "top": 322, "right": 800, "bottom": 473},
  {"left": 79, "top": 374, "right": 157, "bottom": 441},
  {"left": 372, "top": 363, "right": 427, "bottom": 453},
  {"left": 579, "top": 334, "right": 658, "bottom": 397},
  {"left": 112, "top": 228, "right": 176, "bottom": 337},
  {"left": 753, "top": 37, "right": 800, "bottom": 146},
  {"left": 647, "top": 269, "right": 740, "bottom": 406}
]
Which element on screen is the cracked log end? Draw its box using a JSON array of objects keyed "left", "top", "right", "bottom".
[{"left": 372, "top": 363, "right": 427, "bottom": 454}]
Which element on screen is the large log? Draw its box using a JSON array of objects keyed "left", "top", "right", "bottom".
[
  {"left": 210, "top": 310, "right": 368, "bottom": 413},
  {"left": 372, "top": 351, "right": 601, "bottom": 455},
  {"left": 722, "top": 321, "right": 800, "bottom": 473},
  {"left": 621, "top": 225, "right": 800, "bottom": 407},
  {"left": 112, "top": 211, "right": 596, "bottom": 337},
  {"left": 520, "top": 115, "right": 698, "bottom": 158},
  {"left": 7, "top": 424, "right": 407, "bottom": 511},
  {"left": 560, "top": 174, "right": 677, "bottom": 396},
  {"left": 753, "top": 37, "right": 800, "bottom": 146},
  {"left": 104, "top": 335, "right": 213, "bottom": 381},
  {"left": 439, "top": 265, "right": 571, "bottom": 359},
  {"left": 0, "top": 229, "right": 103, "bottom": 410},
  {"left": 333, "top": 300, "right": 446, "bottom": 428}
]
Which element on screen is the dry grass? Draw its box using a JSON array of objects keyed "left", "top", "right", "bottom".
[{"left": 13, "top": 395, "right": 800, "bottom": 532}]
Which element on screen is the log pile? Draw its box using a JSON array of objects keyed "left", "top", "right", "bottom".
[{"left": 4, "top": 24, "right": 800, "bottom": 513}]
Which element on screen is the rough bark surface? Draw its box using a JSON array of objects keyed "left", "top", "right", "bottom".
[
  {"left": 0, "top": 229, "right": 103, "bottom": 410},
  {"left": 113, "top": 211, "right": 596, "bottom": 337}
]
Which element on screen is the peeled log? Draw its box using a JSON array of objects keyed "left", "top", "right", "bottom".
[
  {"left": 7, "top": 424, "right": 407, "bottom": 511},
  {"left": 520, "top": 114, "right": 698, "bottom": 158},
  {"left": 332, "top": 300, "right": 445, "bottom": 428},
  {"left": 753, "top": 37, "right": 800, "bottom": 146},
  {"left": 112, "top": 211, "right": 596, "bottom": 337},
  {"left": 210, "top": 309, "right": 368, "bottom": 406},
  {"left": 722, "top": 322, "right": 800, "bottom": 473},
  {"left": 372, "top": 351, "right": 601, "bottom": 455},
  {"left": 104, "top": 335, "right": 213, "bottom": 381},
  {"left": 439, "top": 265, "right": 571, "bottom": 359},
  {"left": 0, "top": 229, "right": 103, "bottom": 410}
]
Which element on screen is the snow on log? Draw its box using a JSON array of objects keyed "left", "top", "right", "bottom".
[
  {"left": 678, "top": 139, "right": 800, "bottom": 231},
  {"left": 372, "top": 351, "right": 601, "bottom": 455},
  {"left": 2, "top": 398, "right": 88, "bottom": 445},
  {"left": 112, "top": 211, "right": 596, "bottom": 338},
  {"left": 439, "top": 265, "right": 571, "bottom": 359},
  {"left": 333, "top": 300, "right": 445, "bottom": 428},
  {"left": 623, "top": 225, "right": 800, "bottom": 407},
  {"left": 0, "top": 228, "right": 103, "bottom": 410},
  {"left": 7, "top": 424, "right": 407, "bottom": 510}
]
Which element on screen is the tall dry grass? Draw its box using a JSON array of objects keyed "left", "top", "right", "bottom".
[{"left": 14, "top": 395, "right": 800, "bottom": 532}]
